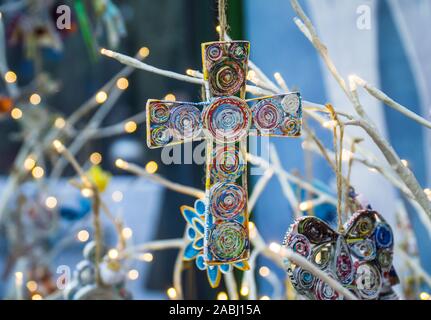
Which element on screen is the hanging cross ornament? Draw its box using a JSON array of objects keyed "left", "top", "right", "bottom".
[{"left": 146, "top": 40, "right": 302, "bottom": 265}]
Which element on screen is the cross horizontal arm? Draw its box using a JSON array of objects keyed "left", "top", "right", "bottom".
[
  {"left": 247, "top": 92, "right": 302, "bottom": 138},
  {"left": 146, "top": 99, "right": 206, "bottom": 149}
]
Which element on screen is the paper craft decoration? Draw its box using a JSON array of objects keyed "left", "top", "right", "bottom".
[
  {"left": 282, "top": 210, "right": 399, "bottom": 300},
  {"left": 64, "top": 241, "right": 131, "bottom": 300},
  {"left": 146, "top": 40, "right": 302, "bottom": 266},
  {"left": 181, "top": 199, "right": 249, "bottom": 288}
]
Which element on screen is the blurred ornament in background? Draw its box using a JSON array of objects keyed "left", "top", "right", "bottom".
[
  {"left": 16, "top": 185, "right": 57, "bottom": 232},
  {"left": 93, "top": 0, "right": 127, "bottom": 49},
  {"left": 100, "top": 260, "right": 127, "bottom": 286},
  {"left": 74, "top": 0, "right": 126, "bottom": 60},
  {"left": 59, "top": 193, "right": 91, "bottom": 221},
  {"left": 7, "top": 0, "right": 64, "bottom": 57},
  {"left": 87, "top": 165, "right": 111, "bottom": 193},
  {"left": 64, "top": 241, "right": 131, "bottom": 300}
]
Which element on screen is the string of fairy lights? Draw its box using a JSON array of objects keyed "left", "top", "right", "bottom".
[{"left": 3, "top": 22, "right": 431, "bottom": 301}]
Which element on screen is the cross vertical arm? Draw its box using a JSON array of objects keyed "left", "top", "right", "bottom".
[{"left": 201, "top": 40, "right": 252, "bottom": 265}]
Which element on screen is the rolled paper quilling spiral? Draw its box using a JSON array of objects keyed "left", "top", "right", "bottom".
[
  {"left": 169, "top": 104, "right": 202, "bottom": 140},
  {"left": 202, "top": 98, "right": 250, "bottom": 264},
  {"left": 252, "top": 97, "right": 284, "bottom": 132},
  {"left": 209, "top": 182, "right": 247, "bottom": 220},
  {"left": 251, "top": 93, "right": 302, "bottom": 136},
  {"left": 204, "top": 163, "right": 250, "bottom": 264},
  {"left": 209, "top": 221, "right": 249, "bottom": 262},
  {"left": 282, "top": 210, "right": 399, "bottom": 300},
  {"left": 202, "top": 96, "right": 251, "bottom": 143},
  {"left": 146, "top": 100, "right": 203, "bottom": 148},
  {"left": 202, "top": 41, "right": 250, "bottom": 98},
  {"left": 202, "top": 40, "right": 251, "bottom": 265},
  {"left": 211, "top": 145, "right": 245, "bottom": 181}
]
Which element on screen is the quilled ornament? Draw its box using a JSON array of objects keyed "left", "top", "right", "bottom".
[
  {"left": 86, "top": 165, "right": 111, "bottom": 192},
  {"left": 202, "top": 41, "right": 249, "bottom": 97},
  {"left": 59, "top": 195, "right": 91, "bottom": 221},
  {"left": 282, "top": 210, "right": 399, "bottom": 300},
  {"left": 181, "top": 199, "right": 249, "bottom": 288},
  {"left": 146, "top": 39, "right": 302, "bottom": 266},
  {"left": 64, "top": 241, "right": 131, "bottom": 300},
  {"left": 210, "top": 145, "right": 245, "bottom": 181}
]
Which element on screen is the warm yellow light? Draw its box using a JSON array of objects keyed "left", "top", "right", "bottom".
[
  {"left": 341, "top": 149, "right": 353, "bottom": 162},
  {"left": 4, "top": 71, "right": 17, "bottom": 83},
  {"left": 216, "top": 25, "right": 221, "bottom": 33},
  {"left": 81, "top": 188, "right": 94, "bottom": 198},
  {"left": 425, "top": 188, "right": 431, "bottom": 201},
  {"left": 11, "top": 107, "right": 22, "bottom": 119},
  {"left": 45, "top": 196, "right": 58, "bottom": 209},
  {"left": 167, "top": 287, "right": 177, "bottom": 299},
  {"left": 108, "top": 249, "right": 119, "bottom": 260},
  {"left": 122, "top": 227, "right": 132, "bottom": 239},
  {"left": 124, "top": 121, "right": 137, "bottom": 133},
  {"left": 420, "top": 292, "right": 430, "bottom": 300},
  {"left": 247, "top": 70, "right": 256, "bottom": 81},
  {"left": 269, "top": 242, "right": 281, "bottom": 253},
  {"left": 90, "top": 152, "right": 102, "bottom": 165},
  {"left": 140, "top": 253, "right": 153, "bottom": 262},
  {"left": 116, "top": 77, "right": 129, "bottom": 90},
  {"left": 54, "top": 117, "right": 66, "bottom": 129},
  {"left": 112, "top": 190, "right": 124, "bottom": 202},
  {"left": 95, "top": 91, "right": 108, "bottom": 104},
  {"left": 77, "top": 230, "right": 90, "bottom": 242},
  {"left": 401, "top": 159, "right": 409, "bottom": 167},
  {"left": 186, "top": 69, "right": 194, "bottom": 76},
  {"left": 299, "top": 200, "right": 313, "bottom": 211},
  {"left": 24, "top": 157, "right": 36, "bottom": 171},
  {"left": 128, "top": 269, "right": 139, "bottom": 280},
  {"left": 115, "top": 158, "right": 128, "bottom": 169},
  {"left": 260, "top": 295, "right": 270, "bottom": 300},
  {"left": 164, "top": 93, "right": 176, "bottom": 101},
  {"left": 249, "top": 221, "right": 257, "bottom": 239},
  {"left": 31, "top": 294, "right": 43, "bottom": 300},
  {"left": 26, "top": 281, "right": 38, "bottom": 292},
  {"left": 145, "top": 161, "right": 158, "bottom": 174},
  {"left": 100, "top": 48, "right": 114, "bottom": 57},
  {"left": 52, "top": 139, "right": 64, "bottom": 153},
  {"left": 259, "top": 266, "right": 270, "bottom": 277},
  {"left": 29, "top": 93, "right": 41, "bottom": 105},
  {"left": 240, "top": 286, "right": 249, "bottom": 296},
  {"left": 217, "top": 292, "right": 228, "bottom": 300},
  {"left": 421, "top": 292, "right": 431, "bottom": 300},
  {"left": 15, "top": 272, "right": 23, "bottom": 283},
  {"left": 249, "top": 221, "right": 255, "bottom": 231},
  {"left": 32, "top": 166, "right": 44, "bottom": 179},
  {"left": 139, "top": 47, "right": 150, "bottom": 58},
  {"left": 323, "top": 120, "right": 337, "bottom": 129}
]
